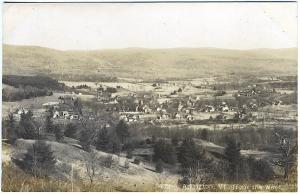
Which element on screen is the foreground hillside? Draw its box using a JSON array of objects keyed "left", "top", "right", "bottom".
[
  {"left": 3, "top": 44, "right": 297, "bottom": 81},
  {"left": 2, "top": 139, "right": 297, "bottom": 192}
]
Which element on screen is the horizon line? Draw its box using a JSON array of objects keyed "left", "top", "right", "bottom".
[{"left": 3, "top": 43, "right": 298, "bottom": 51}]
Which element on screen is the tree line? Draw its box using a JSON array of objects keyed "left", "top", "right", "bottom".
[{"left": 3, "top": 109, "right": 297, "bottom": 186}]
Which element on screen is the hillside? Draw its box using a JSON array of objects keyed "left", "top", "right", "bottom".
[{"left": 3, "top": 44, "right": 297, "bottom": 81}]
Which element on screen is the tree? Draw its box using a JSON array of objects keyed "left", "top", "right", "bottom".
[
  {"left": 3, "top": 113, "right": 18, "bottom": 143},
  {"left": 153, "top": 140, "right": 177, "bottom": 165},
  {"left": 83, "top": 150, "right": 100, "bottom": 185},
  {"left": 64, "top": 123, "right": 78, "bottom": 138},
  {"left": 156, "top": 159, "right": 164, "bottom": 173},
  {"left": 79, "top": 130, "right": 92, "bottom": 152},
  {"left": 95, "top": 127, "right": 109, "bottom": 150},
  {"left": 171, "top": 136, "right": 179, "bottom": 146},
  {"left": 178, "top": 138, "right": 199, "bottom": 168},
  {"left": 21, "top": 140, "right": 56, "bottom": 177},
  {"left": 246, "top": 157, "right": 274, "bottom": 181},
  {"left": 54, "top": 125, "right": 64, "bottom": 142},
  {"left": 79, "top": 119, "right": 97, "bottom": 152},
  {"left": 73, "top": 98, "right": 82, "bottom": 115},
  {"left": 8, "top": 112, "right": 15, "bottom": 129},
  {"left": 178, "top": 138, "right": 213, "bottom": 184},
  {"left": 112, "top": 138, "right": 121, "bottom": 154},
  {"left": 224, "top": 137, "right": 241, "bottom": 181},
  {"left": 115, "top": 120, "right": 130, "bottom": 144},
  {"left": 271, "top": 128, "right": 297, "bottom": 179},
  {"left": 45, "top": 107, "right": 54, "bottom": 133},
  {"left": 19, "top": 110, "right": 39, "bottom": 139},
  {"left": 200, "top": 129, "right": 208, "bottom": 141}
]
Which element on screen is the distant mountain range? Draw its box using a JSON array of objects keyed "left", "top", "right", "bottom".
[{"left": 3, "top": 44, "right": 297, "bottom": 81}]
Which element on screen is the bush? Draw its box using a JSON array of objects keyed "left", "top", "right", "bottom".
[
  {"left": 102, "top": 155, "right": 115, "bottom": 168},
  {"left": 133, "top": 158, "right": 141, "bottom": 165}
]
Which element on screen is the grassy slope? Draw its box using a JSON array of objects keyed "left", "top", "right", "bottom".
[
  {"left": 3, "top": 44, "right": 297, "bottom": 80},
  {"left": 2, "top": 138, "right": 297, "bottom": 192},
  {"left": 7, "top": 138, "right": 172, "bottom": 190}
]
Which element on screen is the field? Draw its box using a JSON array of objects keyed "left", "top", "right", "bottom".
[{"left": 2, "top": 92, "right": 94, "bottom": 118}]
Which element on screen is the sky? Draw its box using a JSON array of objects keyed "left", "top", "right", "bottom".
[{"left": 3, "top": 2, "right": 298, "bottom": 50}]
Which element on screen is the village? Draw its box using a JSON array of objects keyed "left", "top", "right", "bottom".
[{"left": 10, "top": 75, "right": 297, "bottom": 134}]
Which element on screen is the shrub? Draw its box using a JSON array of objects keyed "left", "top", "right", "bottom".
[
  {"left": 133, "top": 158, "right": 141, "bottom": 165},
  {"left": 102, "top": 155, "right": 115, "bottom": 168}
]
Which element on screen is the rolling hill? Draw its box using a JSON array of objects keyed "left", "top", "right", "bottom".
[{"left": 3, "top": 44, "right": 297, "bottom": 81}]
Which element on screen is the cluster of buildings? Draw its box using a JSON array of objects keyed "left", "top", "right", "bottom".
[
  {"left": 201, "top": 102, "right": 230, "bottom": 112},
  {"left": 43, "top": 96, "right": 81, "bottom": 120},
  {"left": 237, "top": 85, "right": 274, "bottom": 97},
  {"left": 91, "top": 82, "right": 283, "bottom": 124}
]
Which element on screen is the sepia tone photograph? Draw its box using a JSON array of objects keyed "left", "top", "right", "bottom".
[{"left": 1, "top": 1, "right": 298, "bottom": 192}]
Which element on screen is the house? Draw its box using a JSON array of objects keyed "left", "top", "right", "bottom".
[
  {"left": 177, "top": 102, "right": 184, "bottom": 112},
  {"left": 142, "top": 105, "right": 152, "bottom": 114},
  {"left": 53, "top": 111, "right": 60, "bottom": 118},
  {"left": 17, "top": 108, "right": 28, "bottom": 115},
  {"left": 119, "top": 112, "right": 141, "bottom": 123},
  {"left": 218, "top": 102, "right": 229, "bottom": 112},
  {"left": 97, "top": 86, "right": 112, "bottom": 103},
  {"left": 13, "top": 108, "right": 29, "bottom": 121},
  {"left": 42, "top": 101, "right": 60, "bottom": 108},
  {"left": 202, "top": 105, "right": 215, "bottom": 112},
  {"left": 273, "top": 100, "right": 283, "bottom": 106},
  {"left": 157, "top": 113, "right": 169, "bottom": 120},
  {"left": 215, "top": 114, "right": 227, "bottom": 122},
  {"left": 186, "top": 114, "right": 194, "bottom": 121},
  {"left": 70, "top": 114, "right": 79, "bottom": 120},
  {"left": 174, "top": 113, "right": 181, "bottom": 119},
  {"left": 62, "top": 111, "right": 71, "bottom": 118}
]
